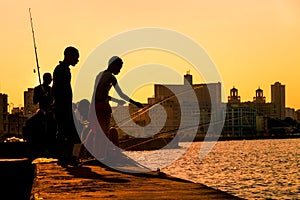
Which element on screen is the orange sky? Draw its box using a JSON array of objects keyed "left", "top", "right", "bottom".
[{"left": 0, "top": 0, "right": 299, "bottom": 109}]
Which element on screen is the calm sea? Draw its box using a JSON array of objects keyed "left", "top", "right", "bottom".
[{"left": 125, "top": 138, "right": 300, "bottom": 200}]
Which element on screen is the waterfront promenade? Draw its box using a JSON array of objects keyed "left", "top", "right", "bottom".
[{"left": 31, "top": 158, "right": 242, "bottom": 200}]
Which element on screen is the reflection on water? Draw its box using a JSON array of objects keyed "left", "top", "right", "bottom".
[{"left": 125, "top": 139, "right": 300, "bottom": 200}]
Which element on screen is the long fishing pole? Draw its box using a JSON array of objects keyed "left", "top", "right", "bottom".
[
  {"left": 112, "top": 84, "right": 214, "bottom": 127},
  {"left": 29, "top": 8, "right": 42, "bottom": 85}
]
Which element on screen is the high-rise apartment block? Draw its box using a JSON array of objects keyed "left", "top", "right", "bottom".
[
  {"left": 0, "top": 93, "right": 8, "bottom": 136},
  {"left": 271, "top": 82, "right": 285, "bottom": 120}
]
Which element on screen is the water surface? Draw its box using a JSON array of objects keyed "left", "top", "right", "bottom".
[{"left": 125, "top": 139, "right": 300, "bottom": 199}]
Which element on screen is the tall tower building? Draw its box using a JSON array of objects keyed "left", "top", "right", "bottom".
[
  {"left": 271, "top": 82, "right": 285, "bottom": 120},
  {"left": 184, "top": 70, "right": 193, "bottom": 85},
  {"left": 0, "top": 93, "right": 8, "bottom": 135}
]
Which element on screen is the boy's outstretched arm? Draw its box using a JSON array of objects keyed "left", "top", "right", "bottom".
[{"left": 113, "top": 83, "right": 143, "bottom": 108}]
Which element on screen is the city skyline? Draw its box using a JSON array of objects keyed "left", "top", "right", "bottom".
[
  {"left": 0, "top": 1, "right": 299, "bottom": 109},
  {"left": 1, "top": 74, "right": 299, "bottom": 111}
]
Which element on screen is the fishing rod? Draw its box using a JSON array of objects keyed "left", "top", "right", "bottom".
[
  {"left": 119, "top": 114, "right": 254, "bottom": 151},
  {"left": 29, "top": 8, "right": 42, "bottom": 85},
  {"left": 112, "top": 84, "right": 219, "bottom": 127}
]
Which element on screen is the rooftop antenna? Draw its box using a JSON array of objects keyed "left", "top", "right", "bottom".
[{"left": 29, "top": 8, "right": 42, "bottom": 85}]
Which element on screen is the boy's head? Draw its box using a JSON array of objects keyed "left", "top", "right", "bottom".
[
  {"left": 43, "top": 72, "right": 52, "bottom": 85},
  {"left": 78, "top": 99, "right": 90, "bottom": 120},
  {"left": 64, "top": 46, "right": 79, "bottom": 66},
  {"left": 108, "top": 56, "right": 123, "bottom": 75}
]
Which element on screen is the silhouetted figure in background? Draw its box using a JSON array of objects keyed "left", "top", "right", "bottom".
[
  {"left": 33, "top": 72, "right": 54, "bottom": 113},
  {"left": 52, "top": 46, "right": 80, "bottom": 167},
  {"left": 75, "top": 99, "right": 93, "bottom": 160},
  {"left": 89, "top": 56, "right": 143, "bottom": 158},
  {"left": 23, "top": 73, "right": 56, "bottom": 160},
  {"left": 32, "top": 72, "right": 56, "bottom": 157},
  {"left": 77, "top": 99, "right": 90, "bottom": 123}
]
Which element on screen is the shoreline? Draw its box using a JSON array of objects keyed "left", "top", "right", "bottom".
[{"left": 118, "top": 134, "right": 300, "bottom": 151}]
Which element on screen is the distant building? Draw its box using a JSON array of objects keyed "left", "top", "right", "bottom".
[
  {"left": 248, "top": 87, "right": 276, "bottom": 119},
  {"left": 224, "top": 83, "right": 288, "bottom": 136},
  {"left": 285, "top": 107, "right": 295, "bottom": 119},
  {"left": 111, "top": 104, "right": 151, "bottom": 138},
  {"left": 253, "top": 87, "right": 265, "bottom": 103},
  {"left": 295, "top": 110, "right": 300, "bottom": 123},
  {"left": 271, "top": 82, "right": 285, "bottom": 120},
  {"left": 111, "top": 74, "right": 290, "bottom": 138},
  {"left": 224, "top": 87, "right": 257, "bottom": 137},
  {"left": 224, "top": 104, "right": 257, "bottom": 137},
  {"left": 184, "top": 71, "right": 193, "bottom": 85},
  {"left": 256, "top": 115, "right": 268, "bottom": 136},
  {"left": 0, "top": 93, "right": 8, "bottom": 136},
  {"left": 24, "top": 88, "right": 38, "bottom": 118},
  {"left": 228, "top": 86, "right": 240, "bottom": 104},
  {"left": 152, "top": 73, "right": 223, "bottom": 136},
  {"left": 8, "top": 107, "right": 26, "bottom": 137},
  {"left": 112, "top": 72, "right": 224, "bottom": 138}
]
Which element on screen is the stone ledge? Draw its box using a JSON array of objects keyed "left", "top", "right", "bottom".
[{"left": 31, "top": 158, "right": 243, "bottom": 200}]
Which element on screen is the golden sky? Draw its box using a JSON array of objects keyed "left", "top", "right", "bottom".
[{"left": 0, "top": 0, "right": 299, "bottom": 109}]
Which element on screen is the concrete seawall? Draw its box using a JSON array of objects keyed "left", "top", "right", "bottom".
[{"left": 31, "top": 159, "right": 243, "bottom": 200}]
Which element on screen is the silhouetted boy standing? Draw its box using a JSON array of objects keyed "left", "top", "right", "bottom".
[{"left": 52, "top": 46, "right": 80, "bottom": 167}]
